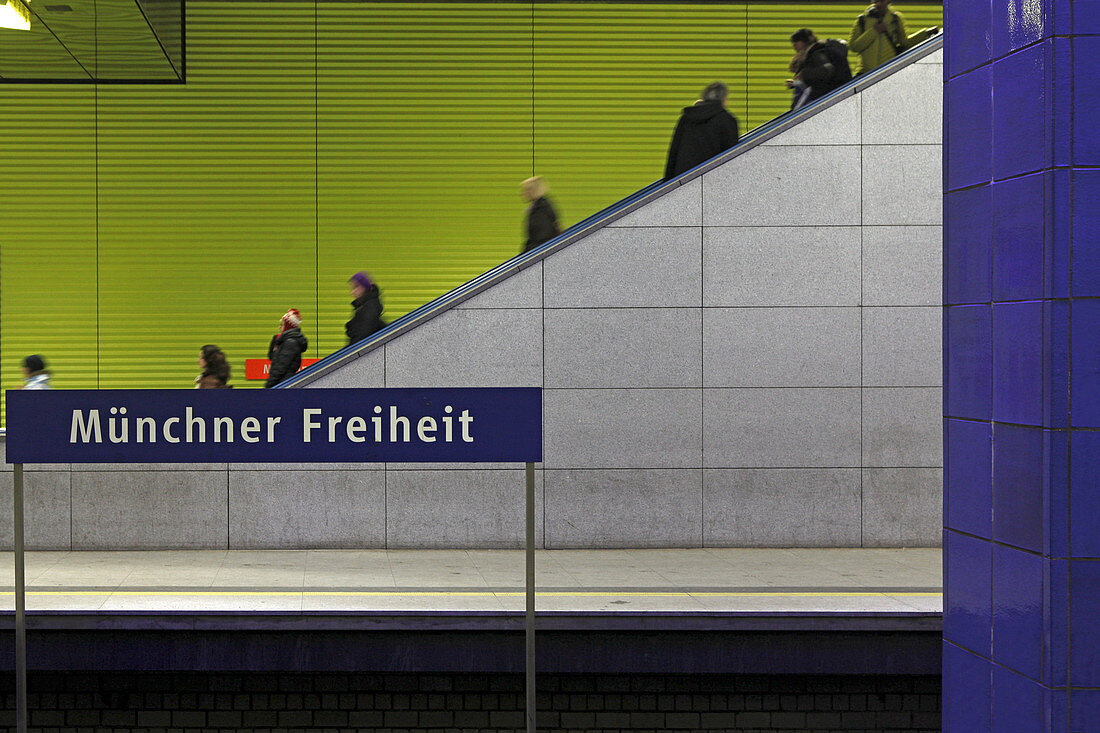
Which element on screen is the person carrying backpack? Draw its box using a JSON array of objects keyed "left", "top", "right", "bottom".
[
  {"left": 787, "top": 28, "right": 853, "bottom": 109},
  {"left": 848, "top": 0, "right": 939, "bottom": 75}
]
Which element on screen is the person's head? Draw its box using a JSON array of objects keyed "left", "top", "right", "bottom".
[
  {"left": 349, "top": 271, "right": 373, "bottom": 299},
  {"left": 281, "top": 308, "right": 302, "bottom": 332},
  {"left": 871, "top": 0, "right": 890, "bottom": 14},
  {"left": 199, "top": 345, "right": 230, "bottom": 379},
  {"left": 790, "top": 28, "right": 816, "bottom": 52},
  {"left": 199, "top": 344, "right": 222, "bottom": 368},
  {"left": 521, "top": 176, "right": 548, "bottom": 202},
  {"left": 21, "top": 354, "right": 45, "bottom": 378},
  {"left": 702, "top": 81, "right": 728, "bottom": 107}
]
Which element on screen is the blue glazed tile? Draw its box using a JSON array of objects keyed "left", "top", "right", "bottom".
[
  {"left": 1069, "top": 559, "right": 1100, "bottom": 686},
  {"left": 1047, "top": 688, "right": 1068, "bottom": 733},
  {"left": 946, "top": 305, "right": 992, "bottom": 421},
  {"left": 946, "top": 530, "right": 993, "bottom": 654},
  {"left": 1070, "top": 432, "right": 1100, "bottom": 558},
  {"left": 993, "top": 423, "right": 1045, "bottom": 552},
  {"left": 1076, "top": 0, "right": 1100, "bottom": 34},
  {"left": 944, "top": 642, "right": 991, "bottom": 732},
  {"left": 1050, "top": 169, "right": 1070, "bottom": 299},
  {"left": 991, "top": 173, "right": 1045, "bottom": 301},
  {"left": 1045, "top": 301, "right": 1070, "bottom": 429},
  {"left": 946, "top": 67, "right": 993, "bottom": 191},
  {"left": 1052, "top": 39, "right": 1072, "bottom": 168},
  {"left": 991, "top": 664, "right": 1044, "bottom": 733},
  {"left": 1075, "top": 38, "right": 1100, "bottom": 166},
  {"left": 992, "top": 0, "right": 1048, "bottom": 58},
  {"left": 945, "top": 0, "right": 991, "bottom": 78},
  {"left": 1071, "top": 300, "right": 1100, "bottom": 428},
  {"left": 1073, "top": 171, "right": 1100, "bottom": 297},
  {"left": 993, "top": 44, "right": 1049, "bottom": 180},
  {"left": 1048, "top": 559, "right": 1069, "bottom": 688},
  {"left": 993, "top": 302, "right": 1044, "bottom": 426},
  {"left": 992, "top": 544, "right": 1044, "bottom": 681},
  {"left": 1047, "top": 430, "right": 1069, "bottom": 558},
  {"left": 1070, "top": 691, "right": 1100, "bottom": 733},
  {"left": 946, "top": 418, "right": 993, "bottom": 538},
  {"left": 946, "top": 185, "right": 993, "bottom": 305}
]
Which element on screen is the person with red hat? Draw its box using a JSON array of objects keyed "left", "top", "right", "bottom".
[{"left": 265, "top": 308, "right": 309, "bottom": 388}]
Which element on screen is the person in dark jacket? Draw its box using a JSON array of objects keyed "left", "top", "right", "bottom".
[
  {"left": 265, "top": 308, "right": 308, "bottom": 388},
  {"left": 346, "top": 271, "right": 386, "bottom": 345},
  {"left": 195, "top": 344, "right": 231, "bottom": 389},
  {"left": 521, "top": 176, "right": 560, "bottom": 253},
  {"left": 787, "top": 29, "right": 852, "bottom": 109},
  {"left": 664, "top": 81, "right": 740, "bottom": 181}
]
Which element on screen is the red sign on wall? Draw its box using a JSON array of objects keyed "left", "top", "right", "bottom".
[{"left": 245, "top": 358, "right": 320, "bottom": 380}]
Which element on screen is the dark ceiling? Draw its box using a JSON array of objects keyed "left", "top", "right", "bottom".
[{"left": 0, "top": 0, "right": 183, "bottom": 82}]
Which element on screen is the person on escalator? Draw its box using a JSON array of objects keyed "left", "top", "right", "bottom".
[
  {"left": 345, "top": 271, "right": 386, "bottom": 345},
  {"left": 848, "top": 0, "right": 939, "bottom": 75},
  {"left": 786, "top": 28, "right": 852, "bottom": 110},
  {"left": 663, "top": 81, "right": 740, "bottom": 181},
  {"left": 265, "top": 308, "right": 308, "bottom": 388},
  {"left": 521, "top": 176, "right": 561, "bottom": 254}
]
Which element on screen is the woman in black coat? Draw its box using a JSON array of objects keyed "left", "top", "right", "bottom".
[
  {"left": 346, "top": 271, "right": 386, "bottom": 345},
  {"left": 521, "top": 176, "right": 561, "bottom": 254},
  {"left": 265, "top": 308, "right": 308, "bottom": 388}
]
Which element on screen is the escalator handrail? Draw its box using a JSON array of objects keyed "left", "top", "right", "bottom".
[{"left": 279, "top": 33, "right": 942, "bottom": 388}]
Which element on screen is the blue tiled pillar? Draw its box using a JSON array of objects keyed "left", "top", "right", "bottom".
[{"left": 944, "top": 0, "right": 1100, "bottom": 730}]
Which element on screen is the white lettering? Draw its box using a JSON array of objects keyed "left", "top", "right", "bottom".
[
  {"left": 136, "top": 417, "right": 156, "bottom": 443},
  {"left": 186, "top": 406, "right": 205, "bottom": 443},
  {"left": 241, "top": 417, "right": 260, "bottom": 443},
  {"left": 70, "top": 410, "right": 102, "bottom": 443},
  {"left": 417, "top": 416, "right": 437, "bottom": 442},
  {"left": 108, "top": 407, "right": 128, "bottom": 444},
  {"left": 459, "top": 409, "right": 474, "bottom": 443},
  {"left": 267, "top": 416, "right": 282, "bottom": 442},
  {"left": 390, "top": 405, "right": 410, "bottom": 443},
  {"left": 327, "top": 415, "right": 343, "bottom": 442},
  {"left": 372, "top": 406, "right": 383, "bottom": 442},
  {"left": 213, "top": 417, "right": 234, "bottom": 443},
  {"left": 163, "top": 417, "right": 180, "bottom": 443},
  {"left": 346, "top": 416, "right": 367, "bottom": 442},
  {"left": 302, "top": 409, "right": 321, "bottom": 442},
  {"left": 442, "top": 405, "right": 453, "bottom": 442}
]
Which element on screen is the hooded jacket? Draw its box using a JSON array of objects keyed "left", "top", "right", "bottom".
[
  {"left": 346, "top": 286, "right": 386, "bottom": 345},
  {"left": 265, "top": 327, "right": 308, "bottom": 388},
  {"left": 848, "top": 5, "right": 937, "bottom": 74},
  {"left": 664, "top": 100, "right": 740, "bottom": 181}
]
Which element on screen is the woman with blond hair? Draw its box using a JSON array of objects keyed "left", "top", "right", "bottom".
[{"left": 521, "top": 176, "right": 560, "bottom": 254}]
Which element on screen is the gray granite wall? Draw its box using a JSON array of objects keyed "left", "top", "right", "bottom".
[{"left": 2, "top": 50, "right": 943, "bottom": 550}]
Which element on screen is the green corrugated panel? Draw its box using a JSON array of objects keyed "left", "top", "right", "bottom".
[
  {"left": 0, "top": 87, "right": 98, "bottom": 426},
  {"left": 0, "top": 2, "right": 941, "bottom": 419},
  {"left": 94, "top": 2, "right": 316, "bottom": 390},
  {"left": 317, "top": 2, "right": 532, "bottom": 349}
]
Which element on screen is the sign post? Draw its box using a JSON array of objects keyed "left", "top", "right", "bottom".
[{"left": 6, "top": 388, "right": 543, "bottom": 733}]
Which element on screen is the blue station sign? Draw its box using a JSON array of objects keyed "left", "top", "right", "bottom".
[{"left": 6, "top": 388, "right": 542, "bottom": 464}]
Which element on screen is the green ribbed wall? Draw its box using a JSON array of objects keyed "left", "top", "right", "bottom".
[{"left": 0, "top": 1, "right": 942, "bottom": 412}]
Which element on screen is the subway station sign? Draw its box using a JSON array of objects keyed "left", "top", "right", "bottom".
[{"left": 6, "top": 388, "right": 542, "bottom": 464}]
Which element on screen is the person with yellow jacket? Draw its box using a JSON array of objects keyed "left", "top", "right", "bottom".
[{"left": 848, "top": 0, "right": 939, "bottom": 75}]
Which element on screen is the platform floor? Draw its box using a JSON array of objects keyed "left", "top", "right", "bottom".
[{"left": 0, "top": 548, "right": 941, "bottom": 616}]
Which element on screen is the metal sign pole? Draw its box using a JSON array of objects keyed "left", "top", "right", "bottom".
[
  {"left": 524, "top": 461, "right": 536, "bottom": 733},
  {"left": 13, "top": 463, "right": 27, "bottom": 733}
]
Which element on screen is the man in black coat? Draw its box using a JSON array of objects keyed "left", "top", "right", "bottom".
[
  {"left": 788, "top": 28, "right": 852, "bottom": 107},
  {"left": 663, "top": 81, "right": 740, "bottom": 181}
]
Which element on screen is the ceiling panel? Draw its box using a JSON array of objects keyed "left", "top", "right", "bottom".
[{"left": 0, "top": 0, "right": 183, "bottom": 81}]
